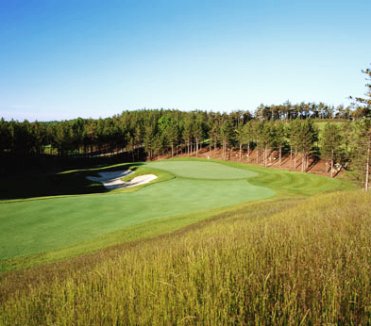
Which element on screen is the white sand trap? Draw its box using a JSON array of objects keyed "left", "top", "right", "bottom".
[
  {"left": 126, "top": 174, "right": 158, "bottom": 188},
  {"left": 86, "top": 170, "right": 157, "bottom": 190}
]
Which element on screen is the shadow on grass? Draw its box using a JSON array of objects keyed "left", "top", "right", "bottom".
[{"left": 0, "top": 162, "right": 145, "bottom": 200}]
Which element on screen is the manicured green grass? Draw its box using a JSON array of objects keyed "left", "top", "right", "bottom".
[
  {"left": 147, "top": 160, "right": 256, "bottom": 179},
  {"left": 168, "top": 158, "right": 354, "bottom": 197},
  {"left": 0, "top": 159, "right": 354, "bottom": 271},
  {"left": 1, "top": 191, "right": 369, "bottom": 325},
  {"left": 231, "top": 162, "right": 352, "bottom": 196},
  {"left": 0, "top": 161, "right": 272, "bottom": 263}
]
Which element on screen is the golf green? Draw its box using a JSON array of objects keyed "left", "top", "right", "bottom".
[
  {"left": 0, "top": 161, "right": 274, "bottom": 260},
  {"left": 147, "top": 161, "right": 256, "bottom": 179}
]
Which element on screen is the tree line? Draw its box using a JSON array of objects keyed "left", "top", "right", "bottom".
[
  {"left": 1, "top": 66, "right": 370, "bottom": 189},
  {"left": 0, "top": 101, "right": 370, "bottom": 156},
  {"left": 0, "top": 109, "right": 370, "bottom": 186},
  {"left": 255, "top": 101, "right": 370, "bottom": 121}
]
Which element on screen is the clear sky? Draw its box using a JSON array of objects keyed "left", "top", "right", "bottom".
[{"left": 0, "top": 0, "right": 370, "bottom": 121}]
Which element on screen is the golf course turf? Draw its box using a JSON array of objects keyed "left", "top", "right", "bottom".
[{"left": 0, "top": 159, "right": 353, "bottom": 271}]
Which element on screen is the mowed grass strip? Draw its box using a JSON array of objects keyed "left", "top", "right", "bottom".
[
  {"left": 199, "top": 159, "right": 355, "bottom": 197},
  {"left": 0, "top": 191, "right": 369, "bottom": 325}
]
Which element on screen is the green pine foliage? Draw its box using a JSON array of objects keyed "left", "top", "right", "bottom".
[{"left": 320, "top": 123, "right": 343, "bottom": 177}]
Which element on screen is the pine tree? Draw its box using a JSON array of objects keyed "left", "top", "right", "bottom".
[
  {"left": 350, "top": 65, "right": 371, "bottom": 190},
  {"left": 351, "top": 119, "right": 371, "bottom": 190},
  {"left": 272, "top": 121, "right": 286, "bottom": 166},
  {"left": 220, "top": 119, "right": 234, "bottom": 160},
  {"left": 255, "top": 121, "right": 272, "bottom": 166},
  {"left": 321, "top": 123, "right": 343, "bottom": 177},
  {"left": 289, "top": 120, "right": 318, "bottom": 172},
  {"left": 182, "top": 114, "right": 194, "bottom": 155},
  {"left": 242, "top": 121, "right": 255, "bottom": 162}
]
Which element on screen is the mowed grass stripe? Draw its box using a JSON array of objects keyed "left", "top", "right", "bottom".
[{"left": 212, "top": 159, "right": 353, "bottom": 196}]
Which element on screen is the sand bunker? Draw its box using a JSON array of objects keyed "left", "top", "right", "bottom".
[
  {"left": 126, "top": 174, "right": 158, "bottom": 188},
  {"left": 86, "top": 170, "right": 157, "bottom": 190}
]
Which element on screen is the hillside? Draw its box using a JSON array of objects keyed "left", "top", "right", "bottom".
[
  {"left": 0, "top": 159, "right": 352, "bottom": 272},
  {"left": 0, "top": 191, "right": 369, "bottom": 325}
]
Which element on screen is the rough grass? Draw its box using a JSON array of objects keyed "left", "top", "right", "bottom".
[{"left": 0, "top": 191, "right": 369, "bottom": 325}]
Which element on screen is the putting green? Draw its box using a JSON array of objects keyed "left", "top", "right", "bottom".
[
  {"left": 0, "top": 161, "right": 273, "bottom": 261},
  {"left": 147, "top": 161, "right": 256, "bottom": 179}
]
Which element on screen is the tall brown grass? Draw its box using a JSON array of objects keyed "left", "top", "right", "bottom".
[{"left": 0, "top": 192, "right": 370, "bottom": 325}]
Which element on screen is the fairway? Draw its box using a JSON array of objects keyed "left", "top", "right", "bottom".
[
  {"left": 0, "top": 159, "right": 352, "bottom": 269},
  {"left": 0, "top": 160, "right": 273, "bottom": 262}
]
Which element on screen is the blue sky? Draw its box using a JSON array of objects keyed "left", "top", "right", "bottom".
[{"left": 0, "top": 0, "right": 370, "bottom": 121}]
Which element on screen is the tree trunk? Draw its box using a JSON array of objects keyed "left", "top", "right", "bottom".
[
  {"left": 239, "top": 144, "right": 242, "bottom": 161},
  {"left": 264, "top": 146, "right": 268, "bottom": 167},
  {"left": 294, "top": 149, "right": 297, "bottom": 171},
  {"left": 290, "top": 147, "right": 293, "bottom": 170},
  {"left": 301, "top": 153, "right": 305, "bottom": 172},
  {"left": 365, "top": 134, "right": 370, "bottom": 191},
  {"left": 171, "top": 144, "right": 174, "bottom": 157},
  {"left": 279, "top": 146, "right": 282, "bottom": 166},
  {"left": 330, "top": 150, "right": 334, "bottom": 178},
  {"left": 247, "top": 143, "right": 250, "bottom": 162},
  {"left": 131, "top": 145, "right": 135, "bottom": 162},
  {"left": 306, "top": 154, "right": 309, "bottom": 172}
]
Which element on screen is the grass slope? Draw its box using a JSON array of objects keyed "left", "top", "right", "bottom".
[
  {"left": 167, "top": 158, "right": 354, "bottom": 197},
  {"left": 0, "top": 159, "right": 353, "bottom": 271},
  {"left": 0, "top": 161, "right": 272, "bottom": 262},
  {"left": 1, "top": 191, "right": 369, "bottom": 325}
]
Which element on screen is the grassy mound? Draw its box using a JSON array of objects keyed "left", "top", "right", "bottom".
[{"left": 1, "top": 191, "right": 369, "bottom": 325}]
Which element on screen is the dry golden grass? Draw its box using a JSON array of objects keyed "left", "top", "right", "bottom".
[{"left": 0, "top": 191, "right": 370, "bottom": 325}]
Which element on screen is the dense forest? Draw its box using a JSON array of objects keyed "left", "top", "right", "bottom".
[
  {"left": 1, "top": 101, "right": 370, "bottom": 157},
  {"left": 1, "top": 102, "right": 370, "bottom": 188}
]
